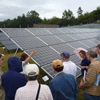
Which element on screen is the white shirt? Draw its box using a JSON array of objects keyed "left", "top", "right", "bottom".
[
  {"left": 21, "top": 61, "right": 29, "bottom": 74},
  {"left": 63, "top": 60, "right": 77, "bottom": 78},
  {"left": 15, "top": 80, "right": 53, "bottom": 100}
]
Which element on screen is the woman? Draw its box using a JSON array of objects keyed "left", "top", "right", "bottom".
[
  {"left": 79, "top": 50, "right": 90, "bottom": 77},
  {"left": 20, "top": 51, "right": 36, "bottom": 73}
]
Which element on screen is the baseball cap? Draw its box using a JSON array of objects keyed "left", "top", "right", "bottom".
[
  {"left": 52, "top": 59, "right": 63, "bottom": 68},
  {"left": 60, "top": 51, "right": 70, "bottom": 58},
  {"left": 24, "top": 64, "right": 39, "bottom": 76}
]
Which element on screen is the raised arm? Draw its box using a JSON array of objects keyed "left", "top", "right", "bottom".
[{"left": 25, "top": 51, "right": 36, "bottom": 63}]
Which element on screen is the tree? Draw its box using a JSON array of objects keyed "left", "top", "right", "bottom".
[
  {"left": 62, "top": 9, "right": 75, "bottom": 26},
  {"left": 26, "top": 10, "right": 42, "bottom": 27},
  {"left": 77, "top": 7, "right": 83, "bottom": 17},
  {"left": 62, "top": 9, "right": 74, "bottom": 20}
]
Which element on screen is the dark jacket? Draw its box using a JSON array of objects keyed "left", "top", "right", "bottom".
[
  {"left": 1, "top": 57, "right": 27, "bottom": 100},
  {"left": 49, "top": 72, "right": 78, "bottom": 100},
  {"left": 81, "top": 57, "right": 90, "bottom": 66}
]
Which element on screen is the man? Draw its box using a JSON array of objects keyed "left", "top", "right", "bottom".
[
  {"left": 79, "top": 49, "right": 100, "bottom": 100},
  {"left": 0, "top": 54, "right": 5, "bottom": 100},
  {"left": 49, "top": 59, "right": 78, "bottom": 100},
  {"left": 15, "top": 64, "right": 53, "bottom": 100},
  {"left": 1, "top": 57, "right": 27, "bottom": 100},
  {"left": 96, "top": 44, "right": 100, "bottom": 55},
  {"left": 60, "top": 51, "right": 77, "bottom": 77}
]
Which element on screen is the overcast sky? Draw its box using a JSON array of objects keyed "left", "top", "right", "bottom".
[{"left": 0, "top": 0, "right": 100, "bottom": 21}]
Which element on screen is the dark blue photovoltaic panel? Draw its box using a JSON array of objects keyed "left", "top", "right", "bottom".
[
  {"left": 69, "top": 34, "right": 84, "bottom": 40},
  {"left": 1, "top": 28, "right": 32, "bottom": 37},
  {"left": 4, "top": 44, "right": 18, "bottom": 50},
  {"left": 51, "top": 43, "right": 74, "bottom": 55},
  {"left": 1, "top": 28, "right": 100, "bottom": 78},
  {"left": 25, "top": 46, "right": 60, "bottom": 66},
  {"left": 42, "top": 63, "right": 81, "bottom": 78},
  {"left": 45, "top": 28, "right": 64, "bottom": 35},
  {"left": 38, "top": 35, "right": 63, "bottom": 45},
  {"left": 56, "top": 34, "right": 76, "bottom": 42},
  {"left": 12, "top": 37, "right": 46, "bottom": 50},
  {"left": 27, "top": 28, "right": 51, "bottom": 36},
  {"left": 68, "top": 41, "right": 88, "bottom": 49},
  {"left": 79, "top": 40, "right": 96, "bottom": 48}
]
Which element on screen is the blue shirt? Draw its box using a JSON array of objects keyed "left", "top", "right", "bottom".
[{"left": 49, "top": 72, "right": 78, "bottom": 100}]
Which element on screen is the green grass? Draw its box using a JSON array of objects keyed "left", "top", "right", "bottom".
[{"left": 0, "top": 45, "right": 85, "bottom": 100}]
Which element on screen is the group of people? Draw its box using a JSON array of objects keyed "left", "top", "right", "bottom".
[{"left": 0, "top": 44, "right": 100, "bottom": 100}]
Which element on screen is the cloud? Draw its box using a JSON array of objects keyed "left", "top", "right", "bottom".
[{"left": 0, "top": 0, "right": 100, "bottom": 21}]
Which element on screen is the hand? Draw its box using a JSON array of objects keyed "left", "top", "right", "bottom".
[
  {"left": 79, "top": 81, "right": 84, "bottom": 89},
  {"left": 85, "top": 66, "right": 89, "bottom": 69},
  {"left": 30, "top": 51, "right": 36, "bottom": 56},
  {"left": 81, "top": 66, "right": 85, "bottom": 69}
]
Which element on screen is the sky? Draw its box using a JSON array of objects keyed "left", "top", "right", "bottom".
[{"left": 0, "top": 0, "right": 100, "bottom": 21}]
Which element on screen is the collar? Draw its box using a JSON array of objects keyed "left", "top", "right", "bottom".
[
  {"left": 55, "top": 71, "right": 64, "bottom": 77},
  {"left": 26, "top": 80, "right": 38, "bottom": 85},
  {"left": 64, "top": 60, "right": 70, "bottom": 62},
  {"left": 91, "top": 58, "right": 99, "bottom": 63}
]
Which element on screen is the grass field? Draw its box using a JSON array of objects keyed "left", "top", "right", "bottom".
[{"left": 0, "top": 44, "right": 85, "bottom": 100}]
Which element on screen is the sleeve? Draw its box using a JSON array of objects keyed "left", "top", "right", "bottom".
[
  {"left": 44, "top": 86, "right": 53, "bottom": 100},
  {"left": 15, "top": 90, "right": 20, "bottom": 100},
  {"left": 83, "top": 64, "right": 97, "bottom": 87},
  {"left": 22, "top": 61, "right": 27, "bottom": 67},
  {"left": 49, "top": 81, "right": 58, "bottom": 100},
  {"left": 72, "top": 76, "right": 78, "bottom": 99}
]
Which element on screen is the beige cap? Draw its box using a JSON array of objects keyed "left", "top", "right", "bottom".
[
  {"left": 24, "top": 64, "right": 39, "bottom": 76},
  {"left": 52, "top": 59, "right": 63, "bottom": 68}
]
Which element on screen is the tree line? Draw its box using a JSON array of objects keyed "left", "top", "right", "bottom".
[{"left": 0, "top": 7, "right": 100, "bottom": 28}]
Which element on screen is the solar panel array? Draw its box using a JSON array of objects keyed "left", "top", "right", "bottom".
[
  {"left": 0, "top": 28, "right": 100, "bottom": 78},
  {"left": 0, "top": 32, "right": 18, "bottom": 50}
]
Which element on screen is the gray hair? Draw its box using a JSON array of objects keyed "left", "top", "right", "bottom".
[{"left": 87, "top": 49, "right": 98, "bottom": 58}]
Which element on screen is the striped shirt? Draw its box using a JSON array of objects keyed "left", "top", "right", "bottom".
[{"left": 15, "top": 80, "right": 53, "bottom": 100}]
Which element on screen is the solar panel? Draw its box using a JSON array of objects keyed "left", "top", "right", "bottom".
[
  {"left": 68, "top": 41, "right": 88, "bottom": 49},
  {"left": 90, "top": 38, "right": 100, "bottom": 44},
  {"left": 56, "top": 34, "right": 76, "bottom": 42},
  {"left": 51, "top": 43, "right": 75, "bottom": 55},
  {"left": 45, "top": 28, "right": 64, "bottom": 35},
  {"left": 4, "top": 44, "right": 18, "bottom": 50},
  {"left": 42, "top": 63, "right": 81, "bottom": 78},
  {"left": 1, "top": 28, "right": 100, "bottom": 78},
  {"left": 27, "top": 28, "right": 51, "bottom": 36},
  {"left": 69, "top": 34, "right": 85, "bottom": 40},
  {"left": 38, "top": 35, "right": 63, "bottom": 45},
  {"left": 0, "top": 37, "right": 9, "bottom": 41},
  {"left": 12, "top": 37, "right": 46, "bottom": 50},
  {"left": 1, "top": 28, "right": 32, "bottom": 37},
  {"left": 1, "top": 41, "right": 15, "bottom": 45},
  {"left": 0, "top": 31, "right": 18, "bottom": 50},
  {"left": 70, "top": 55, "right": 81, "bottom": 67},
  {"left": 25, "top": 46, "right": 60, "bottom": 66},
  {"left": 80, "top": 40, "right": 96, "bottom": 48}
]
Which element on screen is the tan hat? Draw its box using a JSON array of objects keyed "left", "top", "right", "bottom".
[
  {"left": 24, "top": 64, "right": 39, "bottom": 76},
  {"left": 52, "top": 59, "right": 63, "bottom": 68}
]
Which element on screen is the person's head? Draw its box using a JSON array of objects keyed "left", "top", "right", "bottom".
[
  {"left": 86, "top": 49, "right": 98, "bottom": 61},
  {"left": 52, "top": 59, "right": 64, "bottom": 73},
  {"left": 79, "top": 50, "right": 86, "bottom": 58},
  {"left": 96, "top": 44, "right": 100, "bottom": 55},
  {"left": 60, "top": 51, "right": 70, "bottom": 61},
  {"left": 0, "top": 54, "right": 3, "bottom": 67},
  {"left": 24, "top": 64, "right": 39, "bottom": 81},
  {"left": 8, "top": 57, "right": 22, "bottom": 72},
  {"left": 20, "top": 53, "right": 28, "bottom": 61}
]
